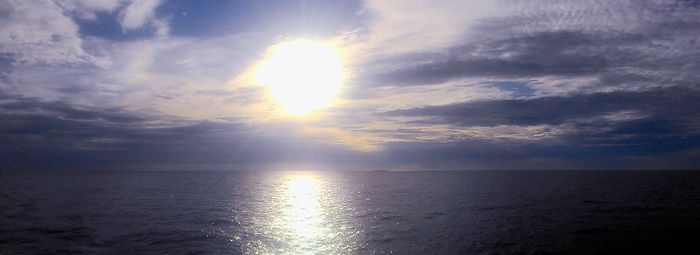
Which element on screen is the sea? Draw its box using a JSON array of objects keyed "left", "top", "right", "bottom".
[{"left": 1, "top": 170, "right": 700, "bottom": 254}]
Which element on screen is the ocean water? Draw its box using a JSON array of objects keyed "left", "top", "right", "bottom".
[{"left": 1, "top": 170, "right": 700, "bottom": 254}]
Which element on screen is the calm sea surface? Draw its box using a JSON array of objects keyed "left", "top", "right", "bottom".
[{"left": 2, "top": 170, "right": 700, "bottom": 254}]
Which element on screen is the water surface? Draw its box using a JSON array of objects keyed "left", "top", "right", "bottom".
[{"left": 2, "top": 170, "right": 700, "bottom": 254}]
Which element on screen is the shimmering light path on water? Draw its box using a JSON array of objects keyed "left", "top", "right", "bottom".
[
  {"left": 244, "top": 172, "right": 360, "bottom": 254},
  {"left": 280, "top": 174, "right": 324, "bottom": 252}
]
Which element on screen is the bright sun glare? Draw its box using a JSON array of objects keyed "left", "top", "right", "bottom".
[{"left": 255, "top": 39, "right": 345, "bottom": 115}]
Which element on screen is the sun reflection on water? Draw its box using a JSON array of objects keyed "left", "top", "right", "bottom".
[
  {"left": 284, "top": 174, "right": 323, "bottom": 247},
  {"left": 244, "top": 172, "right": 357, "bottom": 255}
]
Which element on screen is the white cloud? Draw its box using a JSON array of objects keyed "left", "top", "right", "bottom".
[
  {"left": 352, "top": 0, "right": 502, "bottom": 57},
  {"left": 119, "top": 0, "right": 161, "bottom": 31},
  {"left": 0, "top": 0, "right": 90, "bottom": 65},
  {"left": 0, "top": 0, "right": 165, "bottom": 66},
  {"left": 3, "top": 32, "right": 272, "bottom": 119}
]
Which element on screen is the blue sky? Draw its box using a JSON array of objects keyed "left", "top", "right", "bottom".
[{"left": 1, "top": 0, "right": 700, "bottom": 171}]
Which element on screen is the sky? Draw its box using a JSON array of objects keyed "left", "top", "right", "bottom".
[{"left": 1, "top": 0, "right": 699, "bottom": 171}]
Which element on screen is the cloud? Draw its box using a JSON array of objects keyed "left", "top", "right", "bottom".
[
  {"left": 378, "top": 130, "right": 700, "bottom": 170},
  {"left": 355, "top": 26, "right": 699, "bottom": 90},
  {"left": 119, "top": 0, "right": 163, "bottom": 32},
  {"left": 359, "top": 31, "right": 608, "bottom": 87},
  {"left": 350, "top": 0, "right": 700, "bottom": 95},
  {"left": 0, "top": 0, "right": 92, "bottom": 65},
  {"left": 357, "top": 0, "right": 700, "bottom": 54},
  {"left": 355, "top": 0, "right": 502, "bottom": 55},
  {"left": 1, "top": 31, "right": 275, "bottom": 121},
  {"left": 0, "top": 91, "right": 383, "bottom": 171},
  {"left": 2, "top": 0, "right": 700, "bottom": 170},
  {"left": 373, "top": 87, "right": 700, "bottom": 168},
  {"left": 385, "top": 87, "right": 700, "bottom": 128},
  {"left": 0, "top": 0, "right": 166, "bottom": 66},
  {"left": 55, "top": 0, "right": 123, "bottom": 20}
]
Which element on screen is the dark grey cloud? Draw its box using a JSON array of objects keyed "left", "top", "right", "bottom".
[
  {"left": 2, "top": 82, "right": 699, "bottom": 171},
  {"left": 359, "top": 30, "right": 697, "bottom": 89},
  {"left": 0, "top": 54, "right": 12, "bottom": 83},
  {"left": 378, "top": 87, "right": 700, "bottom": 169},
  {"left": 377, "top": 116, "right": 700, "bottom": 170},
  {"left": 378, "top": 129, "right": 700, "bottom": 170},
  {"left": 361, "top": 31, "right": 610, "bottom": 86},
  {"left": 385, "top": 87, "right": 700, "bottom": 127},
  {"left": 0, "top": 92, "right": 369, "bottom": 171}
]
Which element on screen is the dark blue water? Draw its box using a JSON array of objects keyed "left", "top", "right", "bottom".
[{"left": 2, "top": 170, "right": 700, "bottom": 254}]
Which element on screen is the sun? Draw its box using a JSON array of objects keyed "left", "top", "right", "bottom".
[{"left": 255, "top": 39, "right": 345, "bottom": 115}]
